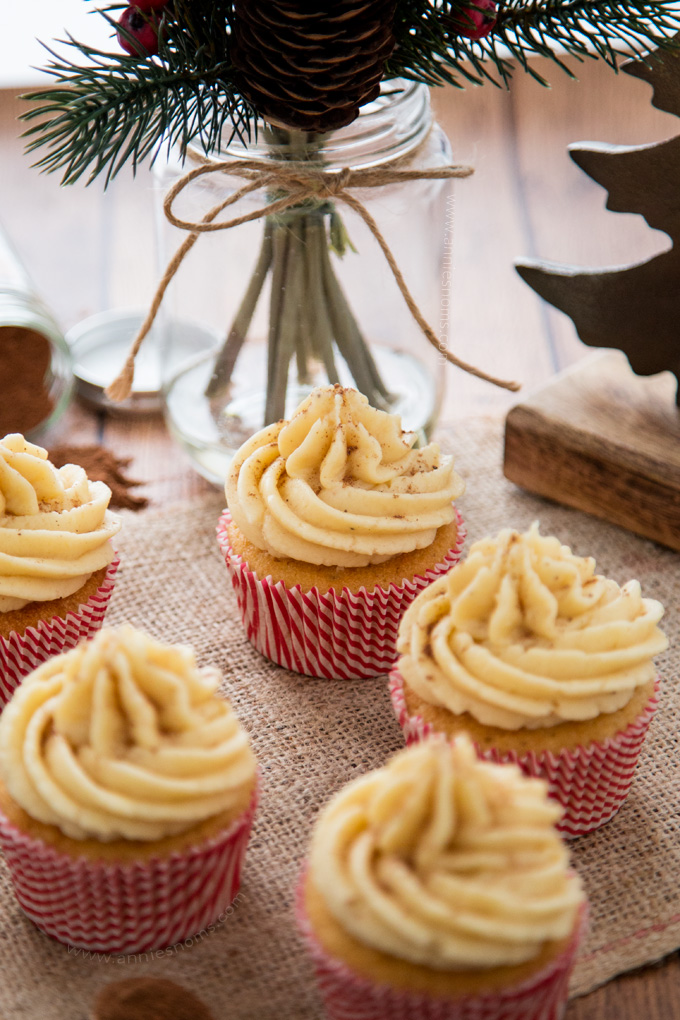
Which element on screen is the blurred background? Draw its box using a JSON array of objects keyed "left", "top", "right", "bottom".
[
  {"left": 1, "top": 2, "right": 678, "bottom": 423},
  {"left": 1, "top": 1, "right": 112, "bottom": 87}
]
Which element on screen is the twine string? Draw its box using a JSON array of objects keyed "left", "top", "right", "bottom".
[{"left": 106, "top": 154, "right": 520, "bottom": 402}]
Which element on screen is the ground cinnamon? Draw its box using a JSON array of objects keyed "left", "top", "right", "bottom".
[
  {"left": 92, "top": 978, "right": 216, "bottom": 1020},
  {"left": 48, "top": 443, "right": 149, "bottom": 511},
  {"left": 0, "top": 326, "right": 54, "bottom": 434}
]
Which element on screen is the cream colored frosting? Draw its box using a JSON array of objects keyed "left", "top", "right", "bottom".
[
  {"left": 0, "top": 626, "right": 257, "bottom": 842},
  {"left": 397, "top": 524, "right": 667, "bottom": 730},
  {"left": 225, "top": 385, "right": 464, "bottom": 567},
  {"left": 0, "top": 434, "right": 121, "bottom": 612},
  {"left": 309, "top": 737, "right": 584, "bottom": 970}
]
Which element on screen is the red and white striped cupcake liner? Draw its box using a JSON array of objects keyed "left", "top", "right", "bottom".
[
  {"left": 0, "top": 785, "right": 257, "bottom": 955},
  {"left": 296, "top": 876, "right": 586, "bottom": 1020},
  {"left": 389, "top": 668, "right": 659, "bottom": 839},
  {"left": 217, "top": 510, "right": 466, "bottom": 680},
  {"left": 0, "top": 556, "right": 120, "bottom": 708}
]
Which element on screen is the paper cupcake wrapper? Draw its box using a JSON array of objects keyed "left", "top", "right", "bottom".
[
  {"left": 296, "top": 874, "right": 585, "bottom": 1020},
  {"left": 0, "top": 556, "right": 120, "bottom": 709},
  {"left": 217, "top": 509, "right": 466, "bottom": 680},
  {"left": 389, "top": 668, "right": 659, "bottom": 839},
  {"left": 0, "top": 786, "right": 257, "bottom": 955}
]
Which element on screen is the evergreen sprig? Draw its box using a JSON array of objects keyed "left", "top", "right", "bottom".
[
  {"left": 22, "top": 0, "right": 680, "bottom": 185},
  {"left": 388, "top": 0, "right": 680, "bottom": 88},
  {"left": 23, "top": 0, "right": 254, "bottom": 185}
]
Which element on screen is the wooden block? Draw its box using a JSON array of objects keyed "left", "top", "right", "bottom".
[{"left": 503, "top": 350, "right": 680, "bottom": 551}]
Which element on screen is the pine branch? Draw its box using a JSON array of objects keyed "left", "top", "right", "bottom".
[
  {"left": 20, "top": 0, "right": 680, "bottom": 186},
  {"left": 388, "top": 0, "right": 680, "bottom": 88},
  {"left": 21, "top": 0, "right": 253, "bottom": 185}
]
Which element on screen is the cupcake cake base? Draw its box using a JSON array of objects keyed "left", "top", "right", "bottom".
[
  {"left": 0, "top": 557, "right": 119, "bottom": 708},
  {"left": 217, "top": 510, "right": 466, "bottom": 680},
  {"left": 298, "top": 872, "right": 585, "bottom": 1020},
  {"left": 0, "top": 778, "right": 257, "bottom": 954},
  {"left": 390, "top": 668, "right": 660, "bottom": 838}
]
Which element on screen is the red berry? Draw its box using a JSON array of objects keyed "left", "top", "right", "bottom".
[
  {"left": 451, "top": 0, "right": 497, "bottom": 40},
  {"left": 134, "top": 0, "right": 169, "bottom": 9},
  {"left": 117, "top": 6, "right": 162, "bottom": 56}
]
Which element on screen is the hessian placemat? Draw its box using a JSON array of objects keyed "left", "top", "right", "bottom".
[{"left": 1, "top": 417, "right": 678, "bottom": 1019}]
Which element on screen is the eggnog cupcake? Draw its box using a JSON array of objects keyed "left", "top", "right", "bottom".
[
  {"left": 218, "top": 385, "right": 466, "bottom": 679},
  {"left": 0, "top": 433, "right": 121, "bottom": 704},
  {"left": 298, "top": 737, "right": 586, "bottom": 1020},
  {"left": 0, "top": 626, "right": 258, "bottom": 953},
  {"left": 390, "top": 524, "right": 667, "bottom": 836}
]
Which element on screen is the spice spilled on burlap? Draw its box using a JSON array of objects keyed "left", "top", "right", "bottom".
[{"left": 48, "top": 444, "right": 149, "bottom": 511}]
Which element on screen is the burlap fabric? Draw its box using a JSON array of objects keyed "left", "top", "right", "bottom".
[{"left": 1, "top": 418, "right": 678, "bottom": 1019}]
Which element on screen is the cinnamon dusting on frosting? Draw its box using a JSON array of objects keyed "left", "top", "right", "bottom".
[
  {"left": 309, "top": 737, "right": 584, "bottom": 970},
  {"left": 397, "top": 524, "right": 667, "bottom": 730},
  {"left": 0, "top": 434, "right": 121, "bottom": 612},
  {"left": 225, "top": 385, "right": 464, "bottom": 567},
  {"left": 0, "top": 626, "right": 257, "bottom": 841}
]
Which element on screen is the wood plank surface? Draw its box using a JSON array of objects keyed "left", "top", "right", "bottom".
[
  {"left": 504, "top": 350, "right": 680, "bottom": 551},
  {"left": 2, "top": 55, "right": 680, "bottom": 1019}
]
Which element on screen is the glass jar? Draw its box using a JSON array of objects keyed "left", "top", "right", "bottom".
[
  {"left": 156, "top": 81, "right": 453, "bottom": 485},
  {"left": 0, "top": 226, "right": 73, "bottom": 438}
]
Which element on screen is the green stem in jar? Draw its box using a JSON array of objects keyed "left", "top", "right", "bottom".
[
  {"left": 264, "top": 219, "right": 291, "bottom": 420},
  {"left": 205, "top": 218, "right": 273, "bottom": 402},
  {"left": 294, "top": 217, "right": 314, "bottom": 386},
  {"left": 305, "top": 215, "right": 340, "bottom": 385},
  {"left": 265, "top": 217, "right": 305, "bottom": 423},
  {"left": 205, "top": 125, "right": 394, "bottom": 429},
  {"left": 318, "top": 224, "right": 393, "bottom": 409}
]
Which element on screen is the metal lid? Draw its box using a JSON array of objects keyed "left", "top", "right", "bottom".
[{"left": 67, "top": 309, "right": 220, "bottom": 415}]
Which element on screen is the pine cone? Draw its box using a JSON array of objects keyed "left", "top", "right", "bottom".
[{"left": 231, "top": 0, "right": 397, "bottom": 134}]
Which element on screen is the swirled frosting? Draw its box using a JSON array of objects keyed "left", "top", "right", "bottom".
[
  {"left": 309, "top": 737, "right": 584, "bottom": 970},
  {"left": 397, "top": 524, "right": 667, "bottom": 730},
  {"left": 0, "top": 434, "right": 121, "bottom": 612},
  {"left": 225, "top": 385, "right": 464, "bottom": 567},
  {"left": 0, "top": 626, "right": 257, "bottom": 841}
]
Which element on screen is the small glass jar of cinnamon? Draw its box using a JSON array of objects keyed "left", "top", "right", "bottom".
[{"left": 0, "top": 224, "right": 73, "bottom": 437}]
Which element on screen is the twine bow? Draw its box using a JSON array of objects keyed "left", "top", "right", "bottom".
[{"left": 106, "top": 154, "right": 520, "bottom": 402}]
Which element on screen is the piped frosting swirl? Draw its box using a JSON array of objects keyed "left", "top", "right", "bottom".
[
  {"left": 309, "top": 737, "right": 584, "bottom": 970},
  {"left": 0, "top": 626, "right": 257, "bottom": 841},
  {"left": 225, "top": 385, "right": 464, "bottom": 567},
  {"left": 0, "top": 433, "right": 120, "bottom": 611},
  {"left": 397, "top": 524, "right": 667, "bottom": 730}
]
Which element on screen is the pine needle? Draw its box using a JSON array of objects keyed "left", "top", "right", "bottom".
[{"left": 20, "top": 0, "right": 680, "bottom": 186}]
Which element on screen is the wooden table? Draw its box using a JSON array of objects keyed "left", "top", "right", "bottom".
[{"left": 1, "top": 57, "right": 679, "bottom": 1018}]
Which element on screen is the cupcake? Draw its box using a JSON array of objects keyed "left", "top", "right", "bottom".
[
  {"left": 390, "top": 523, "right": 667, "bottom": 837},
  {"left": 0, "top": 433, "right": 121, "bottom": 705},
  {"left": 218, "top": 385, "right": 466, "bottom": 679},
  {"left": 298, "top": 737, "right": 586, "bottom": 1020},
  {"left": 0, "top": 625, "right": 258, "bottom": 953}
]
